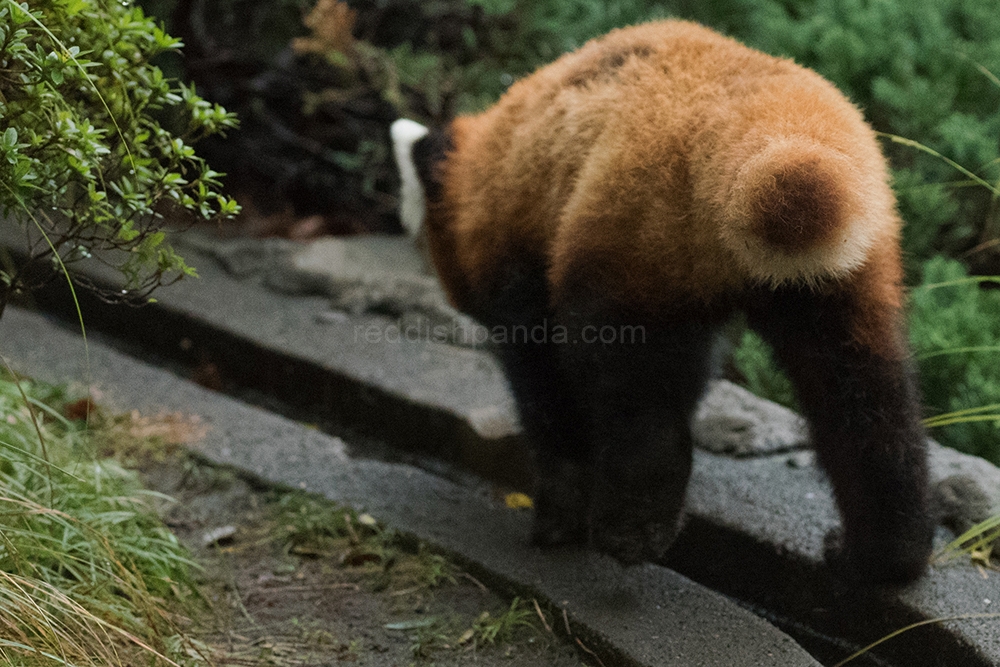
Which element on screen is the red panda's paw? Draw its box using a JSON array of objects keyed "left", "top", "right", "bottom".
[
  {"left": 591, "top": 519, "right": 682, "bottom": 566},
  {"left": 530, "top": 508, "right": 588, "bottom": 548},
  {"left": 588, "top": 464, "right": 689, "bottom": 565},
  {"left": 589, "top": 493, "right": 686, "bottom": 566},
  {"left": 530, "top": 460, "right": 590, "bottom": 548},
  {"left": 823, "top": 528, "right": 931, "bottom": 586}
]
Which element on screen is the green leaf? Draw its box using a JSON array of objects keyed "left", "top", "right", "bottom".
[{"left": 3, "top": 127, "right": 17, "bottom": 150}]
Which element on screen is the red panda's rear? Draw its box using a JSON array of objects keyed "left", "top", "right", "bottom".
[
  {"left": 422, "top": 21, "right": 901, "bottom": 310},
  {"left": 393, "top": 20, "right": 932, "bottom": 584}
]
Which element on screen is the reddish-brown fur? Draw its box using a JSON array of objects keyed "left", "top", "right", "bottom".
[
  {"left": 432, "top": 21, "right": 897, "bottom": 324},
  {"left": 409, "top": 20, "right": 931, "bottom": 583}
]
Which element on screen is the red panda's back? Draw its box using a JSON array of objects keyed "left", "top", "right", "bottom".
[{"left": 434, "top": 20, "right": 900, "bottom": 312}]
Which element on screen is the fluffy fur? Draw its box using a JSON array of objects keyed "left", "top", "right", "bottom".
[{"left": 393, "top": 20, "right": 932, "bottom": 584}]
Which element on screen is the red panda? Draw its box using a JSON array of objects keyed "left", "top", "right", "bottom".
[{"left": 392, "top": 20, "right": 932, "bottom": 584}]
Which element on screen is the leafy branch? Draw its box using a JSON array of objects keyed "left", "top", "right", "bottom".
[{"left": 0, "top": 0, "right": 240, "bottom": 317}]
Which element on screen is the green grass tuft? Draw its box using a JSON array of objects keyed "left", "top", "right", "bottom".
[
  {"left": 0, "top": 373, "right": 202, "bottom": 666},
  {"left": 730, "top": 328, "right": 796, "bottom": 411}
]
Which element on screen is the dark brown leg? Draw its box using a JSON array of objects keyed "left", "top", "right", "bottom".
[
  {"left": 557, "top": 311, "right": 716, "bottom": 564},
  {"left": 495, "top": 339, "right": 592, "bottom": 547},
  {"left": 749, "top": 287, "right": 933, "bottom": 584}
]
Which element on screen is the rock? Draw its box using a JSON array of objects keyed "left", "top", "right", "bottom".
[
  {"left": 692, "top": 380, "right": 810, "bottom": 456},
  {"left": 933, "top": 474, "right": 995, "bottom": 535}
]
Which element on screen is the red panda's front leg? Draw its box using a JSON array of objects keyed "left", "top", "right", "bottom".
[
  {"left": 747, "top": 283, "right": 933, "bottom": 585},
  {"left": 395, "top": 118, "right": 599, "bottom": 547},
  {"left": 494, "top": 340, "right": 593, "bottom": 547}
]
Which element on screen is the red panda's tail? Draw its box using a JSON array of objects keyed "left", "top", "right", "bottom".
[{"left": 718, "top": 137, "right": 890, "bottom": 287}]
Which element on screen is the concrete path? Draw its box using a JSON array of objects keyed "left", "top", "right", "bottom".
[
  {"left": 3, "top": 226, "right": 1000, "bottom": 665},
  {"left": 1, "top": 306, "right": 819, "bottom": 667}
]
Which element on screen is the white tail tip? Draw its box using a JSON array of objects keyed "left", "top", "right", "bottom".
[{"left": 391, "top": 119, "right": 431, "bottom": 237}]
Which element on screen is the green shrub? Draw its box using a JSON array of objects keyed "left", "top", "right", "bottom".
[
  {"left": 730, "top": 327, "right": 796, "bottom": 410},
  {"left": 323, "top": 1, "right": 680, "bottom": 118},
  {"left": 468, "top": 0, "right": 673, "bottom": 73},
  {"left": 0, "top": 0, "right": 239, "bottom": 317},
  {"left": 909, "top": 256, "right": 1000, "bottom": 462}
]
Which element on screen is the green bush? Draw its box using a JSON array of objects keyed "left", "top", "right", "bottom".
[
  {"left": 0, "top": 0, "right": 239, "bottom": 316},
  {"left": 338, "top": 1, "right": 679, "bottom": 118},
  {"left": 468, "top": 0, "right": 673, "bottom": 73}
]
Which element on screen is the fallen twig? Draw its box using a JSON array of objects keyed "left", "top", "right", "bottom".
[{"left": 532, "top": 598, "right": 553, "bottom": 634}]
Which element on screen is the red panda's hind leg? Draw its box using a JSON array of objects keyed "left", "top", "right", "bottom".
[
  {"left": 557, "top": 308, "right": 718, "bottom": 565},
  {"left": 747, "top": 286, "right": 933, "bottom": 585}
]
